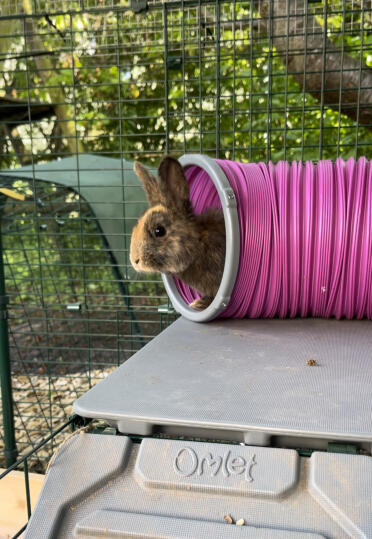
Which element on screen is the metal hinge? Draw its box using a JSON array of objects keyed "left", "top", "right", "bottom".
[{"left": 130, "top": 0, "right": 148, "bottom": 14}]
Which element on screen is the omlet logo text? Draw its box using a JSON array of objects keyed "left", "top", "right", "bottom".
[{"left": 173, "top": 447, "right": 256, "bottom": 482}]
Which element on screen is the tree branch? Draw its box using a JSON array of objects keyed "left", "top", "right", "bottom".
[
  {"left": 2, "top": 125, "right": 30, "bottom": 166},
  {"left": 258, "top": 0, "right": 372, "bottom": 126},
  {"left": 47, "top": 120, "right": 63, "bottom": 155}
]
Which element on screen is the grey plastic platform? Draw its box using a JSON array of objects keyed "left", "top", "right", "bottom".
[
  {"left": 25, "top": 433, "right": 372, "bottom": 538},
  {"left": 74, "top": 317, "right": 372, "bottom": 448}
]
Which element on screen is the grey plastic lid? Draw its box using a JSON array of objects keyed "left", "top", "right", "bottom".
[
  {"left": 162, "top": 154, "right": 240, "bottom": 322},
  {"left": 74, "top": 317, "right": 372, "bottom": 447},
  {"left": 25, "top": 433, "right": 372, "bottom": 538}
]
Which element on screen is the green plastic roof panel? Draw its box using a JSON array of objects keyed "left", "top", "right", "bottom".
[{"left": 0, "top": 154, "right": 153, "bottom": 278}]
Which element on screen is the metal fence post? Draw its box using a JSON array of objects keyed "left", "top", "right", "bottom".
[{"left": 0, "top": 200, "right": 18, "bottom": 467}]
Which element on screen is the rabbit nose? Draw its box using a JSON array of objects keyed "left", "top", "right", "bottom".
[{"left": 135, "top": 259, "right": 139, "bottom": 264}]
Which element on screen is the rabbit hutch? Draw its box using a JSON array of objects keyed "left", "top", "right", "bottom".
[{"left": 0, "top": 0, "right": 371, "bottom": 537}]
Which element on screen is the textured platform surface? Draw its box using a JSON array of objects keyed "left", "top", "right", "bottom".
[
  {"left": 74, "top": 318, "right": 372, "bottom": 444},
  {"left": 24, "top": 434, "right": 372, "bottom": 538}
]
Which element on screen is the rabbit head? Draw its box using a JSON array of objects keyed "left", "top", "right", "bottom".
[{"left": 130, "top": 156, "right": 201, "bottom": 275}]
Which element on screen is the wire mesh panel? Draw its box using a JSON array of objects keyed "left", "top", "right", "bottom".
[
  {"left": 0, "top": 177, "right": 173, "bottom": 468},
  {"left": 1, "top": 0, "right": 372, "bottom": 468}
]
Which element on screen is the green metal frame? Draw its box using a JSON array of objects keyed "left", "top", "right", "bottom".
[{"left": 0, "top": 198, "right": 17, "bottom": 467}]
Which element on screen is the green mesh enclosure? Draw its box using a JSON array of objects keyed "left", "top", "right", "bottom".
[
  {"left": 0, "top": 177, "right": 174, "bottom": 469},
  {"left": 0, "top": 0, "right": 371, "bottom": 472}
]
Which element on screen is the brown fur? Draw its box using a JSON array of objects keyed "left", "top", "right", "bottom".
[{"left": 130, "top": 156, "right": 226, "bottom": 310}]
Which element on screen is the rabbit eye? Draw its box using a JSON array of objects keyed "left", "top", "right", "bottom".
[{"left": 154, "top": 225, "right": 166, "bottom": 238}]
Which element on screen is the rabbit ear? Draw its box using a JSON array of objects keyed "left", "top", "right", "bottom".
[
  {"left": 157, "top": 156, "right": 190, "bottom": 213},
  {"left": 133, "top": 162, "right": 160, "bottom": 206}
]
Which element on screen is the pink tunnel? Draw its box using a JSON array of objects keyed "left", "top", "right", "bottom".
[{"left": 162, "top": 156, "right": 372, "bottom": 321}]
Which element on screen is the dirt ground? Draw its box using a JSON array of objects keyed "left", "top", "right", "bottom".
[{"left": 0, "top": 366, "right": 116, "bottom": 472}]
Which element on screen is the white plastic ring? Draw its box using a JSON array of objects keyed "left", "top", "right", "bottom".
[{"left": 161, "top": 154, "right": 240, "bottom": 322}]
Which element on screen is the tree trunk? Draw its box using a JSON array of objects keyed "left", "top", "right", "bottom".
[
  {"left": 22, "top": 0, "right": 84, "bottom": 154},
  {"left": 258, "top": 0, "right": 372, "bottom": 126}
]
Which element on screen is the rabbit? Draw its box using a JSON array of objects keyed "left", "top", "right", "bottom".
[{"left": 130, "top": 156, "right": 226, "bottom": 311}]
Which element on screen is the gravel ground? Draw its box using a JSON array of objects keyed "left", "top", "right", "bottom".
[{"left": 0, "top": 366, "right": 116, "bottom": 472}]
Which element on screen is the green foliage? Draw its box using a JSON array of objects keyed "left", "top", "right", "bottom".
[{"left": 1, "top": 1, "right": 372, "bottom": 171}]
